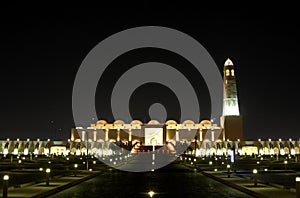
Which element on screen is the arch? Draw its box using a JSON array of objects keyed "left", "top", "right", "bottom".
[
  {"left": 284, "top": 147, "right": 290, "bottom": 154},
  {"left": 263, "top": 147, "right": 270, "bottom": 155},
  {"left": 231, "top": 69, "right": 235, "bottom": 76},
  {"left": 274, "top": 147, "right": 279, "bottom": 155},
  {"left": 225, "top": 69, "right": 230, "bottom": 76}
]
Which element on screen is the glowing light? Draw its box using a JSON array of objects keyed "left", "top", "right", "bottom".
[
  {"left": 284, "top": 160, "right": 288, "bottom": 164},
  {"left": 3, "top": 175, "right": 9, "bottom": 180},
  {"left": 39, "top": 168, "right": 43, "bottom": 171},
  {"left": 253, "top": 169, "right": 258, "bottom": 174},
  {"left": 226, "top": 164, "right": 230, "bottom": 169},
  {"left": 74, "top": 164, "right": 78, "bottom": 168},
  {"left": 224, "top": 58, "right": 234, "bottom": 66},
  {"left": 296, "top": 177, "right": 300, "bottom": 182},
  {"left": 214, "top": 169, "right": 218, "bottom": 171},
  {"left": 148, "top": 191, "right": 155, "bottom": 198},
  {"left": 46, "top": 168, "right": 51, "bottom": 173},
  {"left": 264, "top": 168, "right": 268, "bottom": 171},
  {"left": 209, "top": 161, "right": 212, "bottom": 165}
]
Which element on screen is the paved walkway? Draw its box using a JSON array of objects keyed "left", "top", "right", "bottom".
[
  {"left": 0, "top": 170, "right": 102, "bottom": 198},
  {"left": 202, "top": 171, "right": 296, "bottom": 198}
]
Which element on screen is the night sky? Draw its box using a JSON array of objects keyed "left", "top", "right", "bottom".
[{"left": 0, "top": 3, "right": 299, "bottom": 141}]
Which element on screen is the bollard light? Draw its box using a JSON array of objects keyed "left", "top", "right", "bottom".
[
  {"left": 3, "top": 175, "right": 9, "bottom": 198},
  {"left": 3, "top": 175, "right": 9, "bottom": 180},
  {"left": 296, "top": 177, "right": 300, "bottom": 198},
  {"left": 45, "top": 168, "right": 51, "bottom": 186},
  {"left": 227, "top": 164, "right": 231, "bottom": 178},
  {"left": 74, "top": 164, "right": 78, "bottom": 177},
  {"left": 284, "top": 160, "right": 288, "bottom": 170},
  {"left": 253, "top": 169, "right": 258, "bottom": 186}
]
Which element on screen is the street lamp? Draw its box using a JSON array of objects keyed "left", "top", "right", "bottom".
[
  {"left": 296, "top": 177, "right": 300, "bottom": 198},
  {"left": 227, "top": 164, "right": 231, "bottom": 178},
  {"left": 253, "top": 169, "right": 258, "bottom": 186},
  {"left": 3, "top": 175, "right": 9, "bottom": 198},
  {"left": 284, "top": 160, "right": 288, "bottom": 170},
  {"left": 74, "top": 164, "right": 78, "bottom": 176},
  {"left": 46, "top": 168, "right": 51, "bottom": 186}
]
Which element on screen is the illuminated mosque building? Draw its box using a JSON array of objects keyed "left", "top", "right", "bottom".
[{"left": 1, "top": 59, "right": 299, "bottom": 157}]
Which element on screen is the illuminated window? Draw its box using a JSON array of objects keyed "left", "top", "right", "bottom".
[
  {"left": 225, "top": 69, "right": 230, "bottom": 76},
  {"left": 231, "top": 69, "right": 235, "bottom": 76}
]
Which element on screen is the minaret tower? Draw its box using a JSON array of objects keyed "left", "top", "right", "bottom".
[{"left": 221, "top": 58, "right": 243, "bottom": 141}]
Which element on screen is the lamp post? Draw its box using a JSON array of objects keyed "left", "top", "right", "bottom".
[
  {"left": 296, "top": 177, "right": 300, "bottom": 198},
  {"left": 46, "top": 168, "right": 51, "bottom": 186},
  {"left": 284, "top": 160, "right": 288, "bottom": 170},
  {"left": 253, "top": 169, "right": 258, "bottom": 186},
  {"left": 3, "top": 175, "right": 9, "bottom": 198},
  {"left": 74, "top": 164, "right": 78, "bottom": 176},
  {"left": 227, "top": 164, "right": 231, "bottom": 178}
]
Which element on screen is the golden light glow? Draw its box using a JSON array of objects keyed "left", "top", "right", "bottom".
[
  {"left": 3, "top": 175, "right": 9, "bottom": 180},
  {"left": 253, "top": 169, "right": 258, "bottom": 174},
  {"left": 148, "top": 191, "right": 155, "bottom": 197}
]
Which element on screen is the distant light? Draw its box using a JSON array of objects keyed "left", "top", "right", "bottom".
[
  {"left": 46, "top": 168, "right": 51, "bottom": 173},
  {"left": 47, "top": 139, "right": 50, "bottom": 142},
  {"left": 214, "top": 168, "right": 218, "bottom": 171},
  {"left": 253, "top": 169, "right": 258, "bottom": 174},
  {"left": 27, "top": 138, "right": 30, "bottom": 142},
  {"left": 48, "top": 161, "right": 51, "bottom": 164},
  {"left": 258, "top": 139, "right": 261, "bottom": 141},
  {"left": 6, "top": 138, "right": 10, "bottom": 141},
  {"left": 226, "top": 164, "right": 230, "bottom": 169},
  {"left": 289, "top": 138, "right": 292, "bottom": 141},
  {"left": 227, "top": 139, "right": 230, "bottom": 141},
  {"left": 296, "top": 177, "right": 300, "bottom": 182},
  {"left": 284, "top": 160, "right": 288, "bottom": 164},
  {"left": 264, "top": 168, "right": 268, "bottom": 171},
  {"left": 278, "top": 138, "right": 282, "bottom": 142},
  {"left": 257, "top": 161, "right": 260, "bottom": 164},
  {"left": 268, "top": 139, "right": 271, "bottom": 142},
  {"left": 89, "top": 169, "right": 93, "bottom": 171},
  {"left": 17, "top": 138, "right": 19, "bottom": 141},
  {"left": 113, "top": 162, "right": 116, "bottom": 165},
  {"left": 194, "top": 159, "right": 196, "bottom": 162},
  {"left": 93, "top": 161, "right": 96, "bottom": 164},
  {"left": 148, "top": 191, "right": 155, "bottom": 197},
  {"left": 3, "top": 175, "right": 9, "bottom": 181},
  {"left": 39, "top": 168, "right": 43, "bottom": 171},
  {"left": 37, "top": 138, "right": 40, "bottom": 142},
  {"left": 151, "top": 169, "right": 155, "bottom": 172},
  {"left": 237, "top": 139, "right": 240, "bottom": 142},
  {"left": 74, "top": 164, "right": 78, "bottom": 168},
  {"left": 209, "top": 161, "right": 212, "bottom": 165},
  {"left": 18, "top": 160, "right": 22, "bottom": 163},
  {"left": 66, "top": 158, "right": 69, "bottom": 161}
]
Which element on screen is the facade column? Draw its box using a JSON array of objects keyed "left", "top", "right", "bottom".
[
  {"left": 93, "top": 131, "right": 97, "bottom": 142},
  {"left": 117, "top": 129, "right": 120, "bottom": 142},
  {"left": 200, "top": 129, "right": 203, "bottom": 141},
  {"left": 105, "top": 129, "right": 109, "bottom": 142},
  {"left": 175, "top": 130, "right": 179, "bottom": 142}
]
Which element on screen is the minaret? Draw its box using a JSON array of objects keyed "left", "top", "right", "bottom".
[
  {"left": 223, "top": 58, "right": 240, "bottom": 116},
  {"left": 221, "top": 58, "right": 243, "bottom": 141}
]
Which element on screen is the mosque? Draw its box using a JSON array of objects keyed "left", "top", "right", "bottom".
[{"left": 1, "top": 59, "right": 299, "bottom": 157}]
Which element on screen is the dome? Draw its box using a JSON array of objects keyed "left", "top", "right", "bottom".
[
  {"left": 96, "top": 120, "right": 107, "bottom": 126},
  {"left": 224, "top": 58, "right": 234, "bottom": 66},
  {"left": 182, "top": 120, "right": 195, "bottom": 125},
  {"left": 165, "top": 120, "right": 177, "bottom": 125},
  {"left": 130, "top": 120, "right": 143, "bottom": 125},
  {"left": 148, "top": 120, "right": 161, "bottom": 125},
  {"left": 114, "top": 120, "right": 125, "bottom": 126}
]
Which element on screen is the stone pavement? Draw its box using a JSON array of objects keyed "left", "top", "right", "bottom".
[
  {"left": 202, "top": 171, "right": 296, "bottom": 198},
  {"left": 0, "top": 170, "right": 102, "bottom": 198}
]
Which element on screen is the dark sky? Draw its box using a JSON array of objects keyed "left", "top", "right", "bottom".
[{"left": 0, "top": 3, "right": 299, "bottom": 141}]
